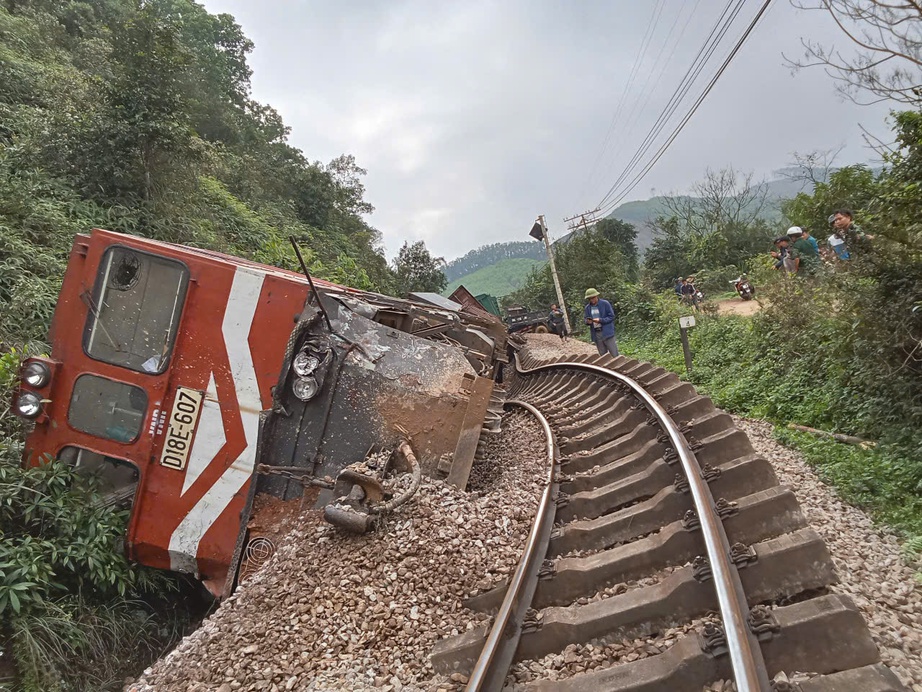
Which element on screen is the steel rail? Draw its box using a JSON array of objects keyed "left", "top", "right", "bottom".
[
  {"left": 465, "top": 400, "right": 560, "bottom": 692},
  {"left": 513, "top": 355, "right": 772, "bottom": 692}
]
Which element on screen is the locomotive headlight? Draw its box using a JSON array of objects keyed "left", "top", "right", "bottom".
[
  {"left": 293, "top": 351, "right": 320, "bottom": 377},
  {"left": 15, "top": 391, "right": 42, "bottom": 418},
  {"left": 292, "top": 376, "right": 320, "bottom": 402},
  {"left": 21, "top": 361, "right": 51, "bottom": 388}
]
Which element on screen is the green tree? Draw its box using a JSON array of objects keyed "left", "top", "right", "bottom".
[
  {"left": 393, "top": 241, "right": 448, "bottom": 295},
  {"left": 596, "top": 218, "right": 640, "bottom": 281},
  {"left": 643, "top": 168, "right": 776, "bottom": 289},
  {"left": 507, "top": 226, "right": 635, "bottom": 328},
  {"left": 782, "top": 165, "right": 878, "bottom": 236}
]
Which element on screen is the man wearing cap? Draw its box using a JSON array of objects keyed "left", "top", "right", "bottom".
[
  {"left": 771, "top": 236, "right": 795, "bottom": 273},
  {"left": 787, "top": 226, "right": 820, "bottom": 275},
  {"left": 583, "top": 288, "right": 619, "bottom": 358}
]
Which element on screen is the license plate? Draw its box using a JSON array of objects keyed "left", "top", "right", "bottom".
[{"left": 160, "top": 387, "right": 204, "bottom": 471}]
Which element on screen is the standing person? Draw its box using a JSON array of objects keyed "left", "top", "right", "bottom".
[
  {"left": 548, "top": 303, "right": 567, "bottom": 340},
  {"left": 680, "top": 277, "right": 696, "bottom": 306},
  {"left": 771, "top": 236, "right": 796, "bottom": 273},
  {"left": 803, "top": 228, "right": 820, "bottom": 254},
  {"left": 583, "top": 288, "right": 619, "bottom": 358},
  {"left": 830, "top": 209, "right": 873, "bottom": 256},
  {"left": 788, "top": 226, "right": 820, "bottom": 275},
  {"left": 674, "top": 277, "right": 684, "bottom": 300}
]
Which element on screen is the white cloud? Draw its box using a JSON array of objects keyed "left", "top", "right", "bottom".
[{"left": 202, "top": 0, "right": 895, "bottom": 259}]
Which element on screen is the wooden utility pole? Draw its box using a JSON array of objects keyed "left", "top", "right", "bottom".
[
  {"left": 537, "top": 215, "right": 572, "bottom": 335},
  {"left": 563, "top": 207, "right": 602, "bottom": 233}
]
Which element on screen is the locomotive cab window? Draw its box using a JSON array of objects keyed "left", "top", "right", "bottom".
[
  {"left": 84, "top": 247, "right": 188, "bottom": 374},
  {"left": 58, "top": 447, "right": 140, "bottom": 509},
  {"left": 69, "top": 374, "right": 148, "bottom": 443}
]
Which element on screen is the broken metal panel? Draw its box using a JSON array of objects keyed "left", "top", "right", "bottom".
[
  {"left": 254, "top": 290, "right": 484, "bottom": 508},
  {"left": 446, "top": 375, "right": 495, "bottom": 490},
  {"left": 408, "top": 292, "right": 462, "bottom": 311}
]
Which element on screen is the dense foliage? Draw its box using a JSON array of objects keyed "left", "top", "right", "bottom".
[
  {"left": 444, "top": 257, "right": 544, "bottom": 298},
  {"left": 0, "top": 0, "right": 401, "bottom": 352},
  {"left": 443, "top": 240, "right": 546, "bottom": 282},
  {"left": 642, "top": 169, "right": 777, "bottom": 290},
  {"left": 0, "top": 350, "right": 194, "bottom": 691}
]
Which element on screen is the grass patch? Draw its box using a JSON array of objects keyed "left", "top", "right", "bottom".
[
  {"left": 620, "top": 314, "right": 922, "bottom": 560},
  {"left": 774, "top": 429, "right": 922, "bottom": 546}
]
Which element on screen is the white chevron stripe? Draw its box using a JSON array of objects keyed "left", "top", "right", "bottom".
[
  {"left": 181, "top": 372, "right": 225, "bottom": 496},
  {"left": 168, "top": 268, "right": 265, "bottom": 574}
]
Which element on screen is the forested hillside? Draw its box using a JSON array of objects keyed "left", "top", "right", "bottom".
[
  {"left": 0, "top": 2, "right": 405, "bottom": 689},
  {"left": 558, "top": 175, "right": 803, "bottom": 255},
  {"left": 446, "top": 176, "right": 806, "bottom": 296},
  {"left": 445, "top": 257, "right": 544, "bottom": 297},
  {"left": 0, "top": 0, "right": 393, "bottom": 350},
  {"left": 443, "top": 241, "right": 546, "bottom": 281}
]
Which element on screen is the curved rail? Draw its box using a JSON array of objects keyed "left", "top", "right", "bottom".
[
  {"left": 513, "top": 355, "right": 772, "bottom": 692},
  {"left": 465, "top": 400, "right": 560, "bottom": 692}
]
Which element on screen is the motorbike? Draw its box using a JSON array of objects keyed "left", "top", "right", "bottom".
[{"left": 731, "top": 276, "right": 755, "bottom": 301}]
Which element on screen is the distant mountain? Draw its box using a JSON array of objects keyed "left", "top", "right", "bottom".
[
  {"left": 445, "top": 257, "right": 544, "bottom": 298},
  {"left": 444, "top": 175, "right": 815, "bottom": 294},
  {"left": 556, "top": 176, "right": 808, "bottom": 253},
  {"left": 444, "top": 241, "right": 546, "bottom": 282}
]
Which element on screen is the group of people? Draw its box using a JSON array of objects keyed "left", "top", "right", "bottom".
[
  {"left": 673, "top": 276, "right": 701, "bottom": 307},
  {"left": 535, "top": 210, "right": 871, "bottom": 363},
  {"left": 771, "top": 209, "right": 871, "bottom": 275},
  {"left": 544, "top": 289, "right": 620, "bottom": 358}
]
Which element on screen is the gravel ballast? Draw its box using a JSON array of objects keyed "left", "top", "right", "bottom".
[
  {"left": 131, "top": 334, "right": 922, "bottom": 691},
  {"left": 737, "top": 418, "right": 922, "bottom": 691},
  {"left": 130, "top": 411, "right": 547, "bottom": 692}
]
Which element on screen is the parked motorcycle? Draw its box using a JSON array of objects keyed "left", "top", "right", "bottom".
[{"left": 731, "top": 276, "right": 755, "bottom": 301}]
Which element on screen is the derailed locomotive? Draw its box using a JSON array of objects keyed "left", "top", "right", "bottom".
[{"left": 13, "top": 229, "right": 505, "bottom": 597}]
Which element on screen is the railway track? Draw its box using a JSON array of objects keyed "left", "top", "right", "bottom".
[{"left": 432, "top": 348, "right": 907, "bottom": 691}]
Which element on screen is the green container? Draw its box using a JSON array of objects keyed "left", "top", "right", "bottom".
[{"left": 475, "top": 293, "right": 502, "bottom": 317}]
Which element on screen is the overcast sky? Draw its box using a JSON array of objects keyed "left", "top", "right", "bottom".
[{"left": 200, "top": 0, "right": 894, "bottom": 260}]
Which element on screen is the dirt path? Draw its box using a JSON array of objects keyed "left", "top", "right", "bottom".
[{"left": 715, "top": 297, "right": 763, "bottom": 316}]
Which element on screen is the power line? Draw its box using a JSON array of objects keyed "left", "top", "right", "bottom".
[
  {"left": 597, "top": 0, "right": 775, "bottom": 215},
  {"left": 596, "top": 0, "right": 747, "bottom": 211},
  {"left": 615, "top": 0, "right": 704, "bottom": 159},
  {"left": 582, "top": 0, "right": 703, "bottom": 210}
]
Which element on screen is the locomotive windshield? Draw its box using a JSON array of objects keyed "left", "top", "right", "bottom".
[
  {"left": 68, "top": 374, "right": 148, "bottom": 443},
  {"left": 58, "top": 447, "right": 139, "bottom": 508},
  {"left": 84, "top": 247, "right": 188, "bottom": 374}
]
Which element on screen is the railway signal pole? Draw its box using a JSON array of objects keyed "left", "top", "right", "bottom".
[{"left": 529, "top": 215, "right": 571, "bottom": 335}]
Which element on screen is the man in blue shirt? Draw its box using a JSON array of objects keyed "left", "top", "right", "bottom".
[
  {"left": 583, "top": 288, "right": 619, "bottom": 358},
  {"left": 674, "top": 277, "right": 684, "bottom": 300}
]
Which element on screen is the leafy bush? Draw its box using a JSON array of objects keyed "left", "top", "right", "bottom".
[
  {"left": 621, "top": 273, "right": 922, "bottom": 555},
  {"left": 0, "top": 349, "right": 187, "bottom": 691}
]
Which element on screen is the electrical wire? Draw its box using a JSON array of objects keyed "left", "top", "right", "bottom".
[
  {"left": 576, "top": 0, "right": 666, "bottom": 204},
  {"left": 596, "top": 0, "right": 747, "bottom": 211},
  {"left": 615, "top": 0, "right": 704, "bottom": 163},
  {"left": 597, "top": 0, "right": 775, "bottom": 215}
]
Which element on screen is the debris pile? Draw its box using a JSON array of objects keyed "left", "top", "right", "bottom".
[{"left": 130, "top": 412, "right": 547, "bottom": 692}]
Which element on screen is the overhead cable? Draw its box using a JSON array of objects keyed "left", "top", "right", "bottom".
[{"left": 597, "top": 0, "right": 775, "bottom": 215}]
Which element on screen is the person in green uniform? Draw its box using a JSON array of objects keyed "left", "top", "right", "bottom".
[{"left": 787, "top": 226, "right": 820, "bottom": 275}]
